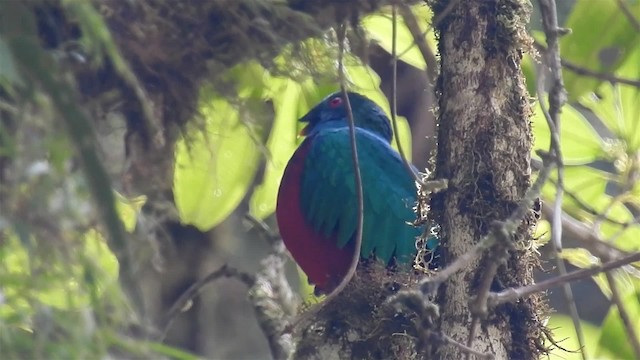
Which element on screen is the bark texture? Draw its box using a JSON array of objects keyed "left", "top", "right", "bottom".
[{"left": 431, "top": 1, "right": 546, "bottom": 359}]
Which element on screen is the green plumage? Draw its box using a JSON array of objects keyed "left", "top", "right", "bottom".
[{"left": 300, "top": 127, "right": 420, "bottom": 264}]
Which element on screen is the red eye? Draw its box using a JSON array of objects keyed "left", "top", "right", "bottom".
[{"left": 328, "top": 97, "right": 343, "bottom": 108}]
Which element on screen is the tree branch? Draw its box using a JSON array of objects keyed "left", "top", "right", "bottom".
[
  {"left": 605, "top": 271, "right": 640, "bottom": 359},
  {"left": 537, "top": 0, "right": 586, "bottom": 357},
  {"left": 488, "top": 251, "right": 640, "bottom": 306}
]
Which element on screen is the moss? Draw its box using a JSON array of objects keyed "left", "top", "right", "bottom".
[{"left": 295, "top": 263, "right": 424, "bottom": 359}]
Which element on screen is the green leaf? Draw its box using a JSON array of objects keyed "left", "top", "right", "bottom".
[
  {"left": 542, "top": 166, "right": 610, "bottom": 218},
  {"left": 548, "top": 315, "right": 601, "bottom": 359},
  {"left": 362, "top": 5, "right": 436, "bottom": 70},
  {"left": 561, "top": 0, "right": 640, "bottom": 100},
  {"left": 603, "top": 223, "right": 640, "bottom": 253},
  {"left": 250, "top": 79, "right": 304, "bottom": 219},
  {"left": 598, "top": 291, "right": 640, "bottom": 359},
  {"left": 532, "top": 102, "right": 603, "bottom": 165},
  {"left": 174, "top": 95, "right": 261, "bottom": 230},
  {"left": 560, "top": 247, "right": 611, "bottom": 297},
  {"left": 114, "top": 192, "right": 146, "bottom": 233},
  {"left": 580, "top": 46, "right": 640, "bottom": 151}
]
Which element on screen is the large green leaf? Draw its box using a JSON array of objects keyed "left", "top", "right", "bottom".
[
  {"left": 532, "top": 102, "right": 604, "bottom": 165},
  {"left": 598, "top": 291, "right": 640, "bottom": 359},
  {"left": 174, "top": 96, "right": 261, "bottom": 230},
  {"left": 580, "top": 46, "right": 640, "bottom": 151},
  {"left": 561, "top": 0, "right": 640, "bottom": 101},
  {"left": 250, "top": 79, "right": 305, "bottom": 219},
  {"left": 542, "top": 166, "right": 610, "bottom": 220},
  {"left": 362, "top": 5, "right": 436, "bottom": 70}
]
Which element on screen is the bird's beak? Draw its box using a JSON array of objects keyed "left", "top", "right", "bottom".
[{"left": 298, "top": 111, "right": 312, "bottom": 137}]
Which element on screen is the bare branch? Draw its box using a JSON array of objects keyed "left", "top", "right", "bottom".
[
  {"left": 538, "top": 0, "right": 586, "bottom": 357},
  {"left": 328, "top": 23, "right": 365, "bottom": 301},
  {"left": 562, "top": 59, "right": 640, "bottom": 88},
  {"left": 163, "top": 264, "right": 255, "bottom": 335},
  {"left": 605, "top": 271, "right": 640, "bottom": 358},
  {"left": 488, "top": 251, "right": 640, "bottom": 306},
  {"left": 616, "top": 0, "right": 640, "bottom": 33},
  {"left": 249, "top": 254, "right": 298, "bottom": 360},
  {"left": 420, "top": 152, "right": 556, "bottom": 296},
  {"left": 390, "top": 5, "right": 425, "bottom": 186},
  {"left": 540, "top": 205, "right": 631, "bottom": 261},
  {"left": 397, "top": 3, "right": 438, "bottom": 83},
  {"left": 533, "top": 40, "right": 640, "bottom": 88},
  {"left": 290, "top": 25, "right": 366, "bottom": 328},
  {"left": 437, "top": 332, "right": 495, "bottom": 360}
]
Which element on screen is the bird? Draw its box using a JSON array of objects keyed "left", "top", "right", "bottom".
[{"left": 276, "top": 91, "right": 436, "bottom": 294}]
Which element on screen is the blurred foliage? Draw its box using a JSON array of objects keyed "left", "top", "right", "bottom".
[{"left": 1, "top": 0, "right": 640, "bottom": 359}]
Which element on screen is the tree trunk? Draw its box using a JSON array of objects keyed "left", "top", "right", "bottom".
[{"left": 432, "top": 1, "right": 546, "bottom": 359}]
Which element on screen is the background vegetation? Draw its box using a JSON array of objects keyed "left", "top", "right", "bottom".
[{"left": 0, "top": 0, "right": 639, "bottom": 359}]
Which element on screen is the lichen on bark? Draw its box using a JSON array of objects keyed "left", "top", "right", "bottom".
[{"left": 429, "top": 0, "right": 548, "bottom": 359}]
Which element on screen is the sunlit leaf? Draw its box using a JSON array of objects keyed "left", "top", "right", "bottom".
[
  {"left": 362, "top": 5, "right": 436, "bottom": 70},
  {"left": 533, "top": 219, "right": 551, "bottom": 248},
  {"left": 114, "top": 192, "right": 146, "bottom": 232},
  {"left": 174, "top": 95, "right": 261, "bottom": 230},
  {"left": 250, "top": 80, "right": 303, "bottom": 219},
  {"left": 598, "top": 291, "right": 640, "bottom": 359},
  {"left": 0, "top": 230, "right": 118, "bottom": 311},
  {"left": 560, "top": 247, "right": 611, "bottom": 297},
  {"left": 580, "top": 46, "right": 640, "bottom": 151},
  {"left": 560, "top": 247, "right": 600, "bottom": 269},
  {"left": 561, "top": 0, "right": 640, "bottom": 100},
  {"left": 542, "top": 166, "right": 611, "bottom": 219},
  {"left": 603, "top": 223, "right": 640, "bottom": 253},
  {"left": 532, "top": 102, "right": 603, "bottom": 165}
]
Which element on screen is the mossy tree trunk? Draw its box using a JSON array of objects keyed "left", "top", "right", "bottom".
[
  {"left": 292, "top": 2, "right": 546, "bottom": 359},
  {"left": 432, "top": 1, "right": 544, "bottom": 359}
]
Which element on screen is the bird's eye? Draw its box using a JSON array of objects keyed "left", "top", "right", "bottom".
[{"left": 328, "top": 97, "right": 343, "bottom": 108}]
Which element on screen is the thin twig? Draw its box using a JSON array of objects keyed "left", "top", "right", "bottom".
[
  {"left": 605, "top": 271, "right": 640, "bottom": 358},
  {"left": 562, "top": 59, "right": 640, "bottom": 88},
  {"left": 390, "top": 5, "right": 424, "bottom": 186},
  {"left": 292, "top": 25, "right": 366, "bottom": 327},
  {"left": 397, "top": 2, "right": 438, "bottom": 83},
  {"left": 589, "top": 192, "right": 640, "bottom": 358},
  {"left": 540, "top": 205, "right": 630, "bottom": 262},
  {"left": 615, "top": 0, "right": 640, "bottom": 33},
  {"left": 420, "top": 152, "right": 556, "bottom": 296},
  {"left": 489, "top": 251, "right": 640, "bottom": 306},
  {"left": 538, "top": 0, "right": 586, "bottom": 357},
  {"left": 533, "top": 40, "right": 640, "bottom": 88},
  {"left": 244, "top": 214, "right": 284, "bottom": 250},
  {"left": 329, "top": 23, "right": 365, "bottom": 301},
  {"left": 394, "top": 0, "right": 459, "bottom": 68},
  {"left": 163, "top": 264, "right": 255, "bottom": 336},
  {"left": 438, "top": 332, "right": 495, "bottom": 360}
]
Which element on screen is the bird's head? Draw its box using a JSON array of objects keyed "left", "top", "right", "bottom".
[{"left": 299, "top": 91, "right": 393, "bottom": 143}]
